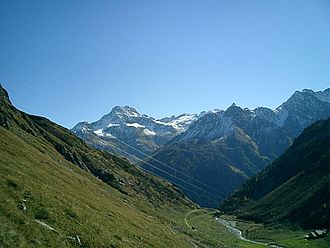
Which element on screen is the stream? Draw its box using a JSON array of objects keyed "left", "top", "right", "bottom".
[{"left": 215, "top": 217, "right": 284, "bottom": 248}]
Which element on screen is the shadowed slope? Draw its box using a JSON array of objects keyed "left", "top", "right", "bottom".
[{"left": 220, "top": 118, "right": 330, "bottom": 229}]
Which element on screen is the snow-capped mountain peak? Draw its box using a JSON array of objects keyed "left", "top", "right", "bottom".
[
  {"left": 71, "top": 106, "right": 198, "bottom": 159},
  {"left": 111, "top": 105, "right": 140, "bottom": 118},
  {"left": 91, "top": 106, "right": 141, "bottom": 130}
]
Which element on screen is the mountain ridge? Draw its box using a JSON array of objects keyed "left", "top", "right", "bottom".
[
  {"left": 145, "top": 88, "right": 330, "bottom": 207},
  {"left": 72, "top": 88, "right": 330, "bottom": 160}
]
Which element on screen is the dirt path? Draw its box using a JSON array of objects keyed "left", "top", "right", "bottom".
[{"left": 184, "top": 209, "right": 200, "bottom": 229}]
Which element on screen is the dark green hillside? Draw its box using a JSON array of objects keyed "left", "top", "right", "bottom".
[
  {"left": 0, "top": 85, "right": 197, "bottom": 247},
  {"left": 145, "top": 126, "right": 270, "bottom": 207},
  {"left": 220, "top": 118, "right": 330, "bottom": 229}
]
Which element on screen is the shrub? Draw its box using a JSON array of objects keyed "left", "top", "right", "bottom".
[{"left": 35, "top": 209, "right": 49, "bottom": 220}]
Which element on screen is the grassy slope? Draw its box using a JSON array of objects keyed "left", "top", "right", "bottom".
[
  {"left": 176, "top": 209, "right": 330, "bottom": 248},
  {"left": 0, "top": 123, "right": 200, "bottom": 247},
  {"left": 220, "top": 118, "right": 330, "bottom": 229},
  {"left": 0, "top": 86, "right": 198, "bottom": 247},
  {"left": 178, "top": 209, "right": 265, "bottom": 248}
]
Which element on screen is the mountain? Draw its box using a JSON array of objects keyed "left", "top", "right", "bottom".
[
  {"left": 0, "top": 85, "right": 199, "bottom": 247},
  {"left": 72, "top": 106, "right": 198, "bottom": 161},
  {"left": 145, "top": 89, "right": 330, "bottom": 207},
  {"left": 220, "top": 118, "right": 330, "bottom": 229}
]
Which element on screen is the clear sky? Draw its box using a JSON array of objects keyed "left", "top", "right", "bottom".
[{"left": 0, "top": 0, "right": 329, "bottom": 128}]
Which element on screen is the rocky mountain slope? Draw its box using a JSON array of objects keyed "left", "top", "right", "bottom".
[
  {"left": 0, "top": 85, "right": 199, "bottom": 247},
  {"left": 220, "top": 118, "right": 330, "bottom": 229},
  {"left": 145, "top": 88, "right": 330, "bottom": 207},
  {"left": 72, "top": 106, "right": 198, "bottom": 161}
]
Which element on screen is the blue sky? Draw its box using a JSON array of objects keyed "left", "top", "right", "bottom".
[{"left": 0, "top": 0, "right": 329, "bottom": 128}]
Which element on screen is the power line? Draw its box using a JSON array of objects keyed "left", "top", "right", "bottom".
[
  {"left": 0, "top": 50, "right": 81, "bottom": 98},
  {"left": 2, "top": 85, "right": 57, "bottom": 118},
  {"left": 120, "top": 148, "right": 223, "bottom": 202},
  {"left": 0, "top": 68, "right": 225, "bottom": 202},
  {"left": 0, "top": 69, "right": 59, "bottom": 108},
  {"left": 109, "top": 134, "right": 228, "bottom": 197},
  {"left": 106, "top": 142, "right": 224, "bottom": 202},
  {"left": 139, "top": 167, "right": 221, "bottom": 203}
]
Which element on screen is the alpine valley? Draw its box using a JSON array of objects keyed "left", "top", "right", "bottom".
[
  {"left": 1, "top": 84, "right": 330, "bottom": 248},
  {"left": 72, "top": 89, "right": 330, "bottom": 207}
]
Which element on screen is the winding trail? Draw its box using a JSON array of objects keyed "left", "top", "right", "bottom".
[{"left": 184, "top": 209, "right": 200, "bottom": 229}]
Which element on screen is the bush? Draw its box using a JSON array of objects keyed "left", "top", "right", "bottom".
[
  {"left": 35, "top": 209, "right": 49, "bottom": 220},
  {"left": 6, "top": 179, "right": 19, "bottom": 189},
  {"left": 64, "top": 208, "right": 77, "bottom": 219}
]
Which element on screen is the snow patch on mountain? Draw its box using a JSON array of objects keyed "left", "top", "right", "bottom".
[
  {"left": 156, "top": 113, "right": 198, "bottom": 131},
  {"left": 108, "top": 123, "right": 120, "bottom": 128},
  {"left": 160, "top": 114, "right": 198, "bottom": 131},
  {"left": 127, "top": 123, "right": 145, "bottom": 128},
  {"left": 143, "top": 129, "right": 156, "bottom": 136},
  {"left": 94, "top": 129, "right": 104, "bottom": 136},
  {"left": 153, "top": 119, "right": 173, "bottom": 126},
  {"left": 93, "top": 128, "right": 115, "bottom": 138}
]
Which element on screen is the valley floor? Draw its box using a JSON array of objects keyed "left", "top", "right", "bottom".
[{"left": 177, "top": 208, "right": 330, "bottom": 248}]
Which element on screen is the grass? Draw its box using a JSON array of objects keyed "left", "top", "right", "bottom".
[
  {"left": 0, "top": 127, "right": 196, "bottom": 247},
  {"left": 220, "top": 214, "right": 330, "bottom": 248},
  {"left": 172, "top": 208, "right": 330, "bottom": 248},
  {"left": 172, "top": 208, "right": 265, "bottom": 248},
  {"left": 235, "top": 219, "right": 330, "bottom": 248}
]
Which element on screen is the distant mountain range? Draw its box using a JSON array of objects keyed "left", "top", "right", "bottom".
[
  {"left": 220, "top": 118, "right": 330, "bottom": 229},
  {"left": 72, "top": 88, "right": 330, "bottom": 207}
]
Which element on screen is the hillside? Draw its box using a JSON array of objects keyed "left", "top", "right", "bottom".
[
  {"left": 0, "top": 85, "right": 199, "bottom": 247},
  {"left": 220, "top": 118, "right": 330, "bottom": 229}
]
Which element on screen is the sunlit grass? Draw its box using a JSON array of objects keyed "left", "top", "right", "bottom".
[{"left": 0, "top": 127, "right": 194, "bottom": 247}]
